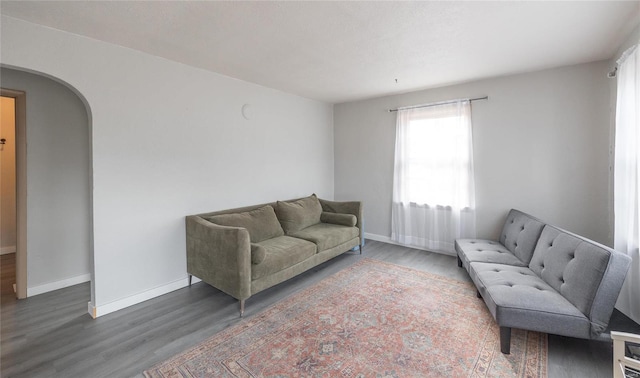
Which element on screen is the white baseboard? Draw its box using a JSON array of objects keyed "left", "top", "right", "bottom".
[
  {"left": 85, "top": 233, "right": 454, "bottom": 319},
  {"left": 87, "top": 234, "right": 457, "bottom": 319},
  {"left": 27, "top": 273, "right": 91, "bottom": 297},
  {"left": 0, "top": 246, "right": 16, "bottom": 255},
  {"left": 364, "top": 232, "right": 456, "bottom": 256},
  {"left": 89, "top": 275, "right": 202, "bottom": 318}
]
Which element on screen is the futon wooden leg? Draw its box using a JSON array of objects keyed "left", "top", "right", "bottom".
[
  {"left": 240, "top": 299, "right": 245, "bottom": 317},
  {"left": 360, "top": 244, "right": 363, "bottom": 255},
  {"left": 476, "top": 290, "right": 482, "bottom": 298},
  {"left": 188, "top": 274, "right": 192, "bottom": 287},
  {"left": 500, "top": 327, "right": 511, "bottom": 354},
  {"left": 457, "top": 255, "right": 463, "bottom": 267}
]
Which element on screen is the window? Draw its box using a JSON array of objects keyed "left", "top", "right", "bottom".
[
  {"left": 400, "top": 114, "right": 472, "bottom": 207},
  {"left": 391, "top": 100, "right": 476, "bottom": 252}
]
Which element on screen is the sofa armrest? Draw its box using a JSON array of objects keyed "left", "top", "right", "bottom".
[
  {"left": 186, "top": 215, "right": 252, "bottom": 300},
  {"left": 589, "top": 250, "right": 631, "bottom": 336},
  {"left": 319, "top": 199, "right": 363, "bottom": 245}
]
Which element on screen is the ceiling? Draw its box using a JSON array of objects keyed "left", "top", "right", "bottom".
[{"left": 1, "top": 1, "right": 638, "bottom": 104}]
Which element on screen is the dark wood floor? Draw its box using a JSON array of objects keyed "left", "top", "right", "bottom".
[{"left": 1, "top": 241, "right": 638, "bottom": 377}]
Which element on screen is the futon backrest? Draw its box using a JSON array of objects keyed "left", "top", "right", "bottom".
[
  {"left": 529, "top": 225, "right": 631, "bottom": 336},
  {"left": 499, "top": 209, "right": 545, "bottom": 264}
]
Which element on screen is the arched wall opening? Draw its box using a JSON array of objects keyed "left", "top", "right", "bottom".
[
  {"left": 1, "top": 15, "right": 336, "bottom": 317},
  {"left": 0, "top": 66, "right": 95, "bottom": 306}
]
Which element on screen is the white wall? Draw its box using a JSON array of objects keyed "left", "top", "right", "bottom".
[
  {"left": 0, "top": 96, "right": 16, "bottom": 253},
  {"left": 335, "top": 61, "right": 611, "bottom": 246},
  {"left": 1, "top": 68, "right": 92, "bottom": 291},
  {"left": 1, "top": 16, "right": 334, "bottom": 316},
  {"left": 612, "top": 24, "right": 640, "bottom": 68}
]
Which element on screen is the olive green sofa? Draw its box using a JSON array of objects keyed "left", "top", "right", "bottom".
[{"left": 186, "top": 194, "right": 363, "bottom": 316}]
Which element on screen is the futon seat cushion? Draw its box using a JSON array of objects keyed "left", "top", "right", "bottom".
[
  {"left": 455, "top": 210, "right": 545, "bottom": 271},
  {"left": 290, "top": 223, "right": 359, "bottom": 252},
  {"left": 251, "top": 236, "right": 317, "bottom": 280},
  {"left": 456, "top": 239, "right": 527, "bottom": 269},
  {"left": 470, "top": 262, "right": 591, "bottom": 339}
]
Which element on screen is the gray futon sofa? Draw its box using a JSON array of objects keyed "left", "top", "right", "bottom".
[
  {"left": 186, "top": 194, "right": 363, "bottom": 316},
  {"left": 456, "top": 209, "right": 631, "bottom": 354}
]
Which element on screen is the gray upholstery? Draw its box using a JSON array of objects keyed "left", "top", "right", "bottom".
[
  {"left": 456, "top": 209, "right": 544, "bottom": 268},
  {"left": 456, "top": 208, "right": 631, "bottom": 353},
  {"left": 471, "top": 262, "right": 591, "bottom": 339},
  {"left": 498, "top": 210, "right": 545, "bottom": 264},
  {"left": 529, "top": 225, "right": 631, "bottom": 336},
  {"left": 529, "top": 226, "right": 609, "bottom": 320},
  {"left": 456, "top": 239, "right": 526, "bottom": 269}
]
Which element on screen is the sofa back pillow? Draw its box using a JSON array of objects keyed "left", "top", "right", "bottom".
[
  {"left": 207, "top": 205, "right": 284, "bottom": 243},
  {"left": 276, "top": 194, "right": 322, "bottom": 234}
]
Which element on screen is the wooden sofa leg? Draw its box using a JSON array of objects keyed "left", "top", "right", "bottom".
[
  {"left": 500, "top": 327, "right": 511, "bottom": 354},
  {"left": 188, "top": 274, "right": 192, "bottom": 287},
  {"left": 457, "top": 255, "right": 463, "bottom": 267},
  {"left": 240, "top": 299, "right": 245, "bottom": 317},
  {"left": 360, "top": 244, "right": 363, "bottom": 255},
  {"left": 476, "top": 290, "right": 482, "bottom": 298}
]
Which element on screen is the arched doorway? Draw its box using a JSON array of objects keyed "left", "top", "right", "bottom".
[
  {"left": 1, "top": 89, "right": 26, "bottom": 298},
  {"left": 1, "top": 67, "right": 94, "bottom": 303}
]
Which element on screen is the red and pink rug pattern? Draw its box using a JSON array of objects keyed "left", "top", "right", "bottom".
[{"left": 144, "top": 258, "right": 547, "bottom": 377}]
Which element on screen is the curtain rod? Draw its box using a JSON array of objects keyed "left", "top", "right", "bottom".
[
  {"left": 610, "top": 44, "right": 639, "bottom": 78},
  {"left": 388, "top": 95, "right": 489, "bottom": 112}
]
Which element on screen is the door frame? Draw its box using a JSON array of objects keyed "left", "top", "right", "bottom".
[{"left": 2, "top": 88, "right": 27, "bottom": 299}]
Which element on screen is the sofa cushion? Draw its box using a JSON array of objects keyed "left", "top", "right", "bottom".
[
  {"left": 207, "top": 205, "right": 284, "bottom": 243},
  {"left": 498, "top": 210, "right": 545, "bottom": 265},
  {"left": 290, "top": 223, "right": 359, "bottom": 252},
  {"left": 275, "top": 194, "right": 323, "bottom": 234},
  {"left": 529, "top": 226, "right": 610, "bottom": 318},
  {"left": 250, "top": 243, "right": 266, "bottom": 265},
  {"left": 456, "top": 239, "right": 527, "bottom": 269},
  {"left": 470, "top": 262, "right": 591, "bottom": 339},
  {"left": 251, "top": 236, "right": 317, "bottom": 280},
  {"left": 320, "top": 212, "right": 357, "bottom": 227}
]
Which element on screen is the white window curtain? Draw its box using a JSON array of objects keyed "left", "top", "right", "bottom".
[
  {"left": 614, "top": 44, "right": 640, "bottom": 324},
  {"left": 391, "top": 100, "right": 476, "bottom": 253}
]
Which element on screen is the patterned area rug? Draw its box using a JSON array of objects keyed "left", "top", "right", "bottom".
[{"left": 144, "top": 259, "right": 547, "bottom": 377}]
